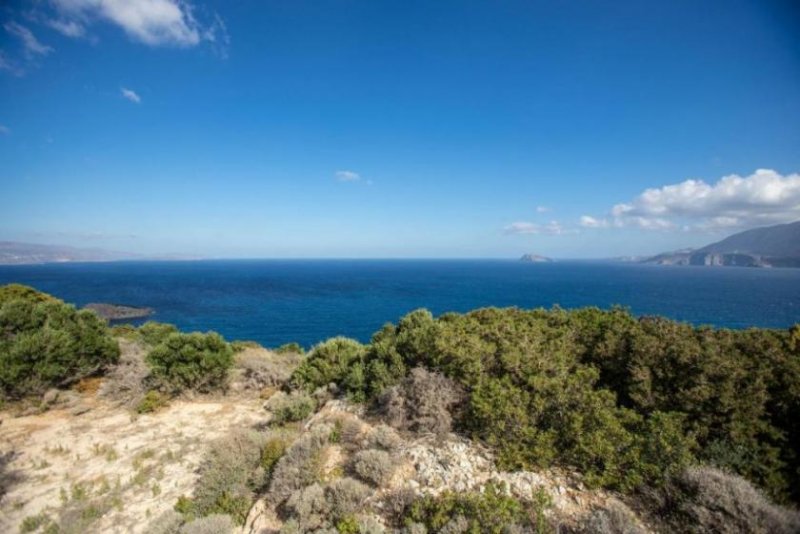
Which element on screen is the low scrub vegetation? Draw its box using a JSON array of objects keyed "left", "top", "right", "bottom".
[
  {"left": 264, "top": 391, "right": 316, "bottom": 425},
  {"left": 402, "top": 481, "right": 551, "bottom": 533},
  {"left": 0, "top": 284, "right": 119, "bottom": 400},
  {"left": 146, "top": 331, "right": 234, "bottom": 394},
  {"left": 292, "top": 307, "right": 800, "bottom": 503}
]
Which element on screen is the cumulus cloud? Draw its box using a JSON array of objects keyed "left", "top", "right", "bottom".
[
  {"left": 582, "top": 169, "right": 800, "bottom": 232},
  {"left": 504, "top": 220, "right": 569, "bottom": 235},
  {"left": 4, "top": 22, "right": 53, "bottom": 57},
  {"left": 50, "top": 0, "right": 227, "bottom": 49},
  {"left": 121, "top": 87, "right": 141, "bottom": 103},
  {"left": 335, "top": 170, "right": 361, "bottom": 182}
]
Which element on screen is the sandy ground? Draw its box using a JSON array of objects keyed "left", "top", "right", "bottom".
[{"left": 0, "top": 395, "right": 267, "bottom": 533}]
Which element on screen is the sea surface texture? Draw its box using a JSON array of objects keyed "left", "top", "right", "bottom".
[{"left": 1, "top": 260, "right": 798, "bottom": 348}]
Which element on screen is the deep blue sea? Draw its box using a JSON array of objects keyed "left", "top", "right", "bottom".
[{"left": 1, "top": 260, "right": 799, "bottom": 348}]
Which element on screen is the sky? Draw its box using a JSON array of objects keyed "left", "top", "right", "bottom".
[{"left": 1, "top": 0, "right": 799, "bottom": 259}]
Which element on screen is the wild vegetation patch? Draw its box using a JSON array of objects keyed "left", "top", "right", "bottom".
[{"left": 0, "top": 284, "right": 119, "bottom": 400}]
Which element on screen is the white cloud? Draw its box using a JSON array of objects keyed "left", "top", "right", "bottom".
[
  {"left": 4, "top": 22, "right": 53, "bottom": 57},
  {"left": 50, "top": 0, "right": 227, "bottom": 48},
  {"left": 121, "top": 87, "right": 141, "bottom": 103},
  {"left": 504, "top": 220, "right": 570, "bottom": 235},
  {"left": 535, "top": 205, "right": 550, "bottom": 213},
  {"left": 335, "top": 170, "right": 361, "bottom": 182},
  {"left": 579, "top": 215, "right": 608, "bottom": 228},
  {"left": 46, "top": 18, "right": 87, "bottom": 38},
  {"left": 584, "top": 169, "right": 800, "bottom": 231}
]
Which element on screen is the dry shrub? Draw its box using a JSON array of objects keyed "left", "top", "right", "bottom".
[
  {"left": 572, "top": 499, "right": 647, "bottom": 534},
  {"left": 325, "top": 477, "right": 372, "bottom": 518},
  {"left": 98, "top": 339, "right": 149, "bottom": 407},
  {"left": 234, "top": 349, "right": 303, "bottom": 390},
  {"left": 282, "top": 477, "right": 371, "bottom": 531},
  {"left": 379, "top": 367, "right": 464, "bottom": 437},
  {"left": 191, "top": 430, "right": 268, "bottom": 524},
  {"left": 179, "top": 514, "right": 235, "bottom": 534},
  {"left": 381, "top": 488, "right": 418, "bottom": 525},
  {"left": 650, "top": 466, "right": 800, "bottom": 534},
  {"left": 339, "top": 417, "right": 368, "bottom": 451},
  {"left": 284, "top": 483, "right": 329, "bottom": 531},
  {"left": 351, "top": 449, "right": 397, "bottom": 487},
  {"left": 147, "top": 510, "right": 184, "bottom": 534},
  {"left": 269, "top": 424, "right": 333, "bottom": 503},
  {"left": 366, "top": 424, "right": 403, "bottom": 452}
]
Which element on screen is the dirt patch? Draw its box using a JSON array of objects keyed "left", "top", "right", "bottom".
[{"left": 0, "top": 396, "right": 267, "bottom": 533}]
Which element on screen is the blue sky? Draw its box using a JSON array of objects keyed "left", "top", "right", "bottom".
[{"left": 1, "top": 0, "right": 799, "bottom": 258}]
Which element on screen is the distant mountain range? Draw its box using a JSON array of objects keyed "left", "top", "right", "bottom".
[
  {"left": 642, "top": 221, "right": 800, "bottom": 268},
  {"left": 0, "top": 242, "right": 197, "bottom": 265}
]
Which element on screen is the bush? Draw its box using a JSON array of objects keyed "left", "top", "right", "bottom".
[
  {"left": 379, "top": 367, "right": 464, "bottom": 438},
  {"left": 146, "top": 332, "right": 233, "bottom": 393},
  {"left": 136, "top": 390, "right": 169, "bottom": 414},
  {"left": 276, "top": 342, "right": 304, "bottom": 355},
  {"left": 138, "top": 321, "right": 179, "bottom": 346},
  {"left": 265, "top": 391, "right": 317, "bottom": 425},
  {"left": 366, "top": 424, "right": 402, "bottom": 452},
  {"left": 403, "top": 482, "right": 549, "bottom": 534},
  {"left": 350, "top": 449, "right": 396, "bottom": 487},
  {"left": 0, "top": 285, "right": 119, "bottom": 399},
  {"left": 179, "top": 514, "right": 235, "bottom": 534},
  {"left": 98, "top": 339, "right": 149, "bottom": 408},
  {"left": 325, "top": 477, "right": 372, "bottom": 518},
  {"left": 147, "top": 510, "right": 184, "bottom": 534},
  {"left": 570, "top": 500, "right": 648, "bottom": 534},
  {"left": 234, "top": 349, "right": 303, "bottom": 390},
  {"left": 291, "top": 337, "right": 367, "bottom": 393},
  {"left": 269, "top": 424, "right": 334, "bottom": 503},
  {"left": 282, "top": 478, "right": 371, "bottom": 531},
  {"left": 647, "top": 466, "right": 800, "bottom": 534},
  {"left": 187, "top": 430, "right": 269, "bottom": 525}
]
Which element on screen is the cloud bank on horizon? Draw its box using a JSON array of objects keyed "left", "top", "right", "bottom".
[
  {"left": 506, "top": 170, "right": 800, "bottom": 240},
  {"left": 579, "top": 169, "right": 800, "bottom": 233}
]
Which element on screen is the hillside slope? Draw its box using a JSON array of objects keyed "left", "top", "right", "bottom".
[{"left": 643, "top": 221, "right": 800, "bottom": 267}]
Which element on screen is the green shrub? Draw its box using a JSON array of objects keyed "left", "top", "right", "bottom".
[
  {"left": 265, "top": 391, "right": 317, "bottom": 425},
  {"left": 291, "top": 337, "right": 367, "bottom": 393},
  {"left": 136, "top": 390, "right": 169, "bottom": 414},
  {"left": 0, "top": 285, "right": 119, "bottom": 399},
  {"left": 403, "top": 481, "right": 549, "bottom": 534},
  {"left": 276, "top": 342, "right": 304, "bottom": 355},
  {"left": 146, "top": 332, "right": 233, "bottom": 393},
  {"left": 138, "top": 321, "right": 179, "bottom": 346},
  {"left": 313, "top": 306, "right": 800, "bottom": 502}
]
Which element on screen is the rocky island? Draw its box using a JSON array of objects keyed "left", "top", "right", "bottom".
[{"left": 519, "top": 253, "right": 553, "bottom": 263}]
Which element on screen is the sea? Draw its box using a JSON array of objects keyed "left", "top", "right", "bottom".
[{"left": 1, "top": 259, "right": 799, "bottom": 349}]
